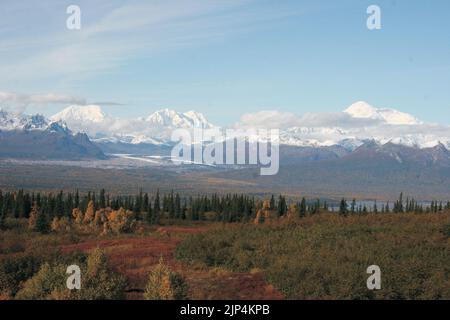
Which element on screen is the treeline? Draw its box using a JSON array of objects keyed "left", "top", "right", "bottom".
[
  {"left": 0, "top": 189, "right": 449, "bottom": 230},
  {"left": 0, "top": 189, "right": 289, "bottom": 227},
  {"left": 338, "top": 192, "right": 450, "bottom": 215},
  {"left": 0, "top": 190, "right": 324, "bottom": 226}
]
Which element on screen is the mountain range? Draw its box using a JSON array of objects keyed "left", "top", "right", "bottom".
[
  {"left": 50, "top": 105, "right": 215, "bottom": 145},
  {"left": 0, "top": 109, "right": 105, "bottom": 160},
  {"left": 48, "top": 101, "right": 450, "bottom": 151},
  {"left": 1, "top": 101, "right": 450, "bottom": 164},
  {"left": 1, "top": 102, "right": 450, "bottom": 198}
]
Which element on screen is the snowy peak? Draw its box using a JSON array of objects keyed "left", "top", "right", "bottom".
[
  {"left": 0, "top": 109, "right": 26, "bottom": 130},
  {"left": 37, "top": 101, "right": 448, "bottom": 150},
  {"left": 51, "top": 105, "right": 106, "bottom": 123},
  {"left": 47, "top": 106, "right": 214, "bottom": 145},
  {"left": 145, "top": 108, "right": 213, "bottom": 128},
  {"left": 0, "top": 108, "right": 69, "bottom": 133},
  {"left": 146, "top": 108, "right": 185, "bottom": 127},
  {"left": 184, "top": 110, "right": 212, "bottom": 128},
  {"left": 344, "top": 101, "right": 421, "bottom": 125},
  {"left": 344, "top": 101, "right": 380, "bottom": 119}
]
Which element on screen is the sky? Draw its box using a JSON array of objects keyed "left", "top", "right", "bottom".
[{"left": 0, "top": 0, "right": 449, "bottom": 126}]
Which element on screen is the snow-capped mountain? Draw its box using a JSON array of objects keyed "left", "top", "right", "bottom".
[
  {"left": 279, "top": 127, "right": 360, "bottom": 148},
  {"left": 52, "top": 105, "right": 213, "bottom": 131},
  {"left": 3, "top": 100, "right": 448, "bottom": 153},
  {"left": 51, "top": 104, "right": 107, "bottom": 124},
  {"left": 45, "top": 102, "right": 450, "bottom": 151},
  {"left": 50, "top": 105, "right": 215, "bottom": 145},
  {"left": 0, "top": 108, "right": 69, "bottom": 133},
  {"left": 145, "top": 108, "right": 213, "bottom": 129},
  {"left": 0, "top": 108, "right": 105, "bottom": 160},
  {"left": 271, "top": 101, "right": 447, "bottom": 150},
  {"left": 344, "top": 101, "right": 422, "bottom": 125}
]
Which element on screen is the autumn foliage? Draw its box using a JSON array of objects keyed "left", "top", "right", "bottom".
[
  {"left": 144, "top": 258, "right": 188, "bottom": 300},
  {"left": 47, "top": 201, "right": 138, "bottom": 235}
]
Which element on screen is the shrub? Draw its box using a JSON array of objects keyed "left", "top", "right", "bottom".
[
  {"left": 0, "top": 255, "right": 42, "bottom": 297},
  {"left": 107, "top": 208, "right": 136, "bottom": 234},
  {"left": 441, "top": 224, "right": 450, "bottom": 238},
  {"left": 83, "top": 201, "right": 96, "bottom": 225},
  {"left": 14, "top": 263, "right": 68, "bottom": 300},
  {"left": 76, "top": 247, "right": 126, "bottom": 300},
  {"left": 0, "top": 238, "right": 25, "bottom": 255},
  {"left": 14, "top": 248, "right": 126, "bottom": 300},
  {"left": 51, "top": 217, "right": 72, "bottom": 233},
  {"left": 73, "top": 206, "right": 136, "bottom": 235},
  {"left": 144, "top": 258, "right": 188, "bottom": 300},
  {"left": 72, "top": 208, "right": 84, "bottom": 224},
  {"left": 176, "top": 213, "right": 450, "bottom": 299},
  {"left": 28, "top": 206, "right": 38, "bottom": 230}
]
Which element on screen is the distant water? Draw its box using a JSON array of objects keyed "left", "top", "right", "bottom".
[{"left": 327, "top": 200, "right": 443, "bottom": 212}]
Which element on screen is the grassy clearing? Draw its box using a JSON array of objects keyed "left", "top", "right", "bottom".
[{"left": 176, "top": 212, "right": 450, "bottom": 299}]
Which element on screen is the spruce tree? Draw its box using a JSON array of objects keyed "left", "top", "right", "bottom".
[
  {"left": 277, "top": 195, "right": 287, "bottom": 217},
  {"left": 153, "top": 191, "right": 161, "bottom": 224},
  {"left": 143, "top": 193, "right": 149, "bottom": 213},
  {"left": 169, "top": 191, "right": 175, "bottom": 219},
  {"left": 35, "top": 206, "right": 49, "bottom": 234},
  {"left": 394, "top": 193, "right": 404, "bottom": 213},
  {"left": 0, "top": 190, "right": 3, "bottom": 215},
  {"left": 74, "top": 190, "right": 80, "bottom": 208},
  {"left": 0, "top": 206, "right": 6, "bottom": 230},
  {"left": 351, "top": 199, "right": 356, "bottom": 214},
  {"left": 154, "top": 191, "right": 160, "bottom": 215},
  {"left": 339, "top": 198, "right": 348, "bottom": 216},
  {"left": 299, "top": 198, "right": 307, "bottom": 218},
  {"left": 269, "top": 195, "right": 275, "bottom": 210},
  {"left": 99, "top": 189, "right": 106, "bottom": 208},
  {"left": 54, "top": 191, "right": 64, "bottom": 218},
  {"left": 146, "top": 205, "right": 153, "bottom": 225},
  {"left": 175, "top": 193, "right": 181, "bottom": 219}
]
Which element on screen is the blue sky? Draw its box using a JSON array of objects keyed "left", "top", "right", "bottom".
[{"left": 0, "top": 0, "right": 449, "bottom": 125}]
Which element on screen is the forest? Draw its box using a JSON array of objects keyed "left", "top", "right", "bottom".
[
  {"left": 2, "top": 189, "right": 450, "bottom": 231},
  {"left": 0, "top": 189, "right": 449, "bottom": 300}
]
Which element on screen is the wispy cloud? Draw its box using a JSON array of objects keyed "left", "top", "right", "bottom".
[
  {"left": 235, "top": 110, "right": 384, "bottom": 129},
  {"left": 0, "top": 91, "right": 86, "bottom": 113},
  {"left": 0, "top": 90, "right": 125, "bottom": 113},
  {"left": 0, "top": 0, "right": 304, "bottom": 83}
]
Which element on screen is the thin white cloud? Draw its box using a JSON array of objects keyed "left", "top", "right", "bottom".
[
  {"left": 0, "top": 0, "right": 306, "bottom": 83},
  {"left": 0, "top": 91, "right": 86, "bottom": 113},
  {"left": 236, "top": 110, "right": 299, "bottom": 129},
  {"left": 235, "top": 110, "right": 384, "bottom": 129},
  {"left": 0, "top": 90, "right": 125, "bottom": 113}
]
